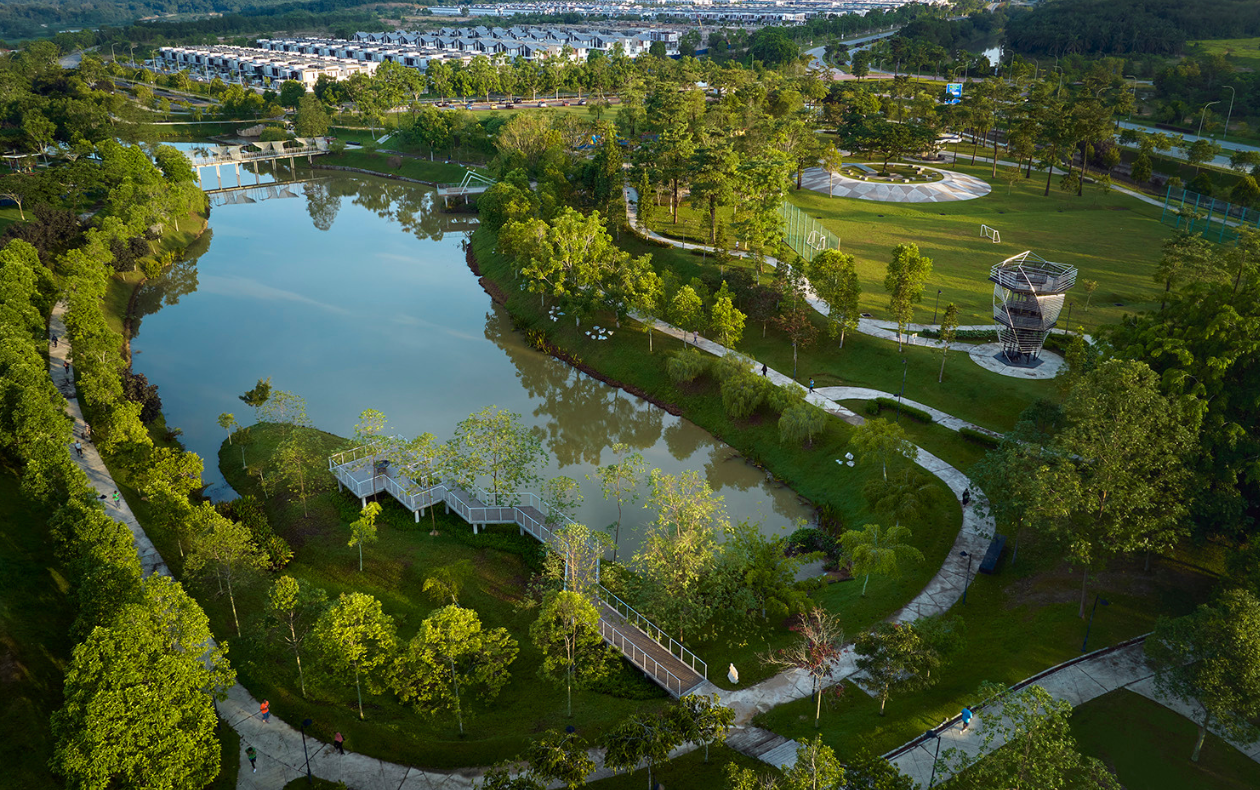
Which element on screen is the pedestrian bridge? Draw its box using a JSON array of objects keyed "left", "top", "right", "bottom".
[
  {"left": 328, "top": 443, "right": 708, "bottom": 697},
  {"left": 190, "top": 138, "right": 331, "bottom": 190}
]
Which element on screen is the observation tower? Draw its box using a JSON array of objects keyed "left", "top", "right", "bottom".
[{"left": 989, "top": 251, "right": 1077, "bottom": 364}]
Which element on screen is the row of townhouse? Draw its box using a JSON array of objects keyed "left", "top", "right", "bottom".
[
  {"left": 156, "top": 45, "right": 380, "bottom": 86},
  {"left": 415, "top": 0, "right": 938, "bottom": 23},
  {"left": 351, "top": 24, "right": 674, "bottom": 57}
]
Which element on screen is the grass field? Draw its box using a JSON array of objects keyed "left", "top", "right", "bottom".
[
  {"left": 649, "top": 160, "right": 1174, "bottom": 330},
  {"left": 319, "top": 149, "right": 481, "bottom": 184},
  {"left": 754, "top": 545, "right": 1219, "bottom": 758},
  {"left": 1072, "top": 689, "right": 1260, "bottom": 790},
  {"left": 1189, "top": 38, "right": 1260, "bottom": 75}
]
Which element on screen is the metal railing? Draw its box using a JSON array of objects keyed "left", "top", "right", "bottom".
[
  {"left": 597, "top": 586, "right": 708, "bottom": 680},
  {"left": 600, "top": 620, "right": 686, "bottom": 697}
]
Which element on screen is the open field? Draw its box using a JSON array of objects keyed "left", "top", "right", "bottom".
[
  {"left": 1189, "top": 37, "right": 1260, "bottom": 75},
  {"left": 650, "top": 160, "right": 1173, "bottom": 330},
  {"left": 1073, "top": 689, "right": 1260, "bottom": 790}
]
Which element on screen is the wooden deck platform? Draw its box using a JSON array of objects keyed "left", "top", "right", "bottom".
[{"left": 328, "top": 445, "right": 709, "bottom": 697}]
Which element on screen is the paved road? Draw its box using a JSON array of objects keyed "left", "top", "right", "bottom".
[{"left": 1114, "top": 119, "right": 1251, "bottom": 169}]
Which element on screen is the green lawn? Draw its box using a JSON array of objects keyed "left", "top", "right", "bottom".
[
  {"left": 753, "top": 546, "right": 1219, "bottom": 759},
  {"left": 838, "top": 400, "right": 992, "bottom": 473},
  {"left": 0, "top": 205, "right": 24, "bottom": 235},
  {"left": 586, "top": 744, "right": 773, "bottom": 789},
  {"left": 650, "top": 160, "right": 1174, "bottom": 331},
  {"left": 621, "top": 235, "right": 1054, "bottom": 432},
  {"left": 1072, "top": 689, "right": 1260, "bottom": 790},
  {"left": 1189, "top": 38, "right": 1260, "bottom": 78},
  {"left": 0, "top": 468, "right": 76, "bottom": 790}
]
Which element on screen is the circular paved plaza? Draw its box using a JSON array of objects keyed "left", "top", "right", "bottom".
[{"left": 800, "top": 164, "right": 992, "bottom": 203}]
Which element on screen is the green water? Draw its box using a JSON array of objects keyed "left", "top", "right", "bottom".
[{"left": 132, "top": 172, "right": 811, "bottom": 552}]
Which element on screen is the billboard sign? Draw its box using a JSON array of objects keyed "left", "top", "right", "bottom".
[{"left": 946, "top": 83, "right": 963, "bottom": 104}]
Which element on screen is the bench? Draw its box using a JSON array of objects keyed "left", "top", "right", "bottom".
[{"left": 978, "top": 533, "right": 1006, "bottom": 575}]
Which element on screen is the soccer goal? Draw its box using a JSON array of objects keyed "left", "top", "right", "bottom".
[{"left": 981, "top": 224, "right": 1001, "bottom": 243}]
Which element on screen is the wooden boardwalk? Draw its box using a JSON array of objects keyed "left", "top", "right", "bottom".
[{"left": 329, "top": 446, "right": 708, "bottom": 697}]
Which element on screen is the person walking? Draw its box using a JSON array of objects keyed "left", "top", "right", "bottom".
[
  {"left": 246, "top": 745, "right": 258, "bottom": 772},
  {"left": 961, "top": 706, "right": 973, "bottom": 731},
  {"left": 111, "top": 490, "right": 121, "bottom": 508},
  {"left": 74, "top": 440, "right": 83, "bottom": 458},
  {"left": 63, "top": 360, "right": 70, "bottom": 376},
  {"left": 260, "top": 699, "right": 270, "bottom": 723},
  {"left": 809, "top": 378, "right": 815, "bottom": 393},
  {"left": 82, "top": 423, "right": 91, "bottom": 442},
  {"left": 51, "top": 332, "right": 57, "bottom": 348},
  {"left": 333, "top": 732, "right": 345, "bottom": 755},
  {"left": 962, "top": 488, "right": 971, "bottom": 507},
  {"left": 761, "top": 363, "right": 767, "bottom": 376}
]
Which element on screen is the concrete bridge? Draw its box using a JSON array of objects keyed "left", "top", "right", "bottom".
[
  {"left": 328, "top": 443, "right": 709, "bottom": 697},
  {"left": 190, "top": 138, "right": 330, "bottom": 190}
]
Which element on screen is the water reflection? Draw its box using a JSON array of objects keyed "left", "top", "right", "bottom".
[{"left": 130, "top": 172, "right": 811, "bottom": 549}]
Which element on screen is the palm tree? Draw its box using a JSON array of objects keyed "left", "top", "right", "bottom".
[{"left": 840, "top": 523, "right": 925, "bottom": 596}]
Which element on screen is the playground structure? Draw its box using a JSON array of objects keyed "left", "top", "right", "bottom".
[
  {"left": 989, "top": 251, "right": 1077, "bottom": 364},
  {"left": 981, "top": 224, "right": 1001, "bottom": 243}
]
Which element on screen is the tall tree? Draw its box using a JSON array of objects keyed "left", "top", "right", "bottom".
[
  {"left": 669, "top": 693, "right": 735, "bottom": 762},
  {"left": 525, "top": 730, "right": 596, "bottom": 790},
  {"left": 840, "top": 523, "right": 924, "bottom": 596},
  {"left": 602, "top": 711, "right": 682, "bottom": 790},
  {"left": 1146, "top": 589, "right": 1260, "bottom": 762},
  {"left": 589, "top": 443, "right": 646, "bottom": 563},
  {"left": 392, "top": 605, "right": 518, "bottom": 735},
  {"left": 807, "top": 249, "right": 861, "bottom": 349},
  {"left": 268, "top": 575, "right": 328, "bottom": 698},
  {"left": 1153, "top": 230, "right": 1220, "bottom": 309},
  {"left": 937, "top": 302, "right": 960, "bottom": 382},
  {"left": 451, "top": 406, "right": 546, "bottom": 506},
  {"left": 184, "top": 506, "right": 267, "bottom": 635},
  {"left": 884, "top": 242, "right": 933, "bottom": 351},
  {"left": 313, "top": 592, "right": 398, "bottom": 719},
  {"left": 348, "top": 501, "right": 382, "bottom": 572},
  {"left": 531, "top": 590, "right": 610, "bottom": 718},
  {"left": 761, "top": 607, "right": 845, "bottom": 729},
  {"left": 853, "top": 621, "right": 939, "bottom": 715},
  {"left": 850, "top": 418, "right": 916, "bottom": 481},
  {"left": 710, "top": 281, "right": 747, "bottom": 348}
]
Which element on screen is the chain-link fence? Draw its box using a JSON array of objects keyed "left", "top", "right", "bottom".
[
  {"left": 779, "top": 199, "right": 841, "bottom": 263},
  {"left": 1160, "top": 184, "right": 1260, "bottom": 243}
]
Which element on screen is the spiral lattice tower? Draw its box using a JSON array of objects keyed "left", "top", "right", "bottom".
[{"left": 989, "top": 251, "right": 1077, "bottom": 361}]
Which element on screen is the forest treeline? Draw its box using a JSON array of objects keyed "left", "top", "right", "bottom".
[{"left": 1004, "top": 0, "right": 1260, "bottom": 57}]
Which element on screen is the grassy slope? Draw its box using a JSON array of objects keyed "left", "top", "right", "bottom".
[
  {"left": 651, "top": 160, "right": 1172, "bottom": 331},
  {"left": 1189, "top": 37, "right": 1260, "bottom": 74},
  {"left": 205, "top": 424, "right": 667, "bottom": 770},
  {"left": 319, "top": 149, "right": 479, "bottom": 184},
  {"left": 0, "top": 469, "right": 75, "bottom": 790},
  {"left": 1072, "top": 689, "right": 1260, "bottom": 790},
  {"left": 619, "top": 233, "right": 1053, "bottom": 432},
  {"left": 754, "top": 544, "right": 1219, "bottom": 757}
]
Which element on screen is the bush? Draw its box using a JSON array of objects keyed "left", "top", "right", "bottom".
[
  {"left": 120, "top": 369, "right": 162, "bottom": 423},
  {"left": 959, "top": 426, "right": 1001, "bottom": 449},
  {"left": 864, "top": 400, "right": 880, "bottom": 416},
  {"left": 258, "top": 127, "right": 290, "bottom": 142},
  {"left": 786, "top": 526, "right": 840, "bottom": 560},
  {"left": 666, "top": 348, "right": 709, "bottom": 384},
  {"left": 722, "top": 369, "right": 768, "bottom": 420},
  {"left": 872, "top": 397, "right": 932, "bottom": 423},
  {"left": 779, "top": 401, "right": 828, "bottom": 447}
]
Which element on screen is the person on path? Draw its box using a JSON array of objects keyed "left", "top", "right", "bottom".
[
  {"left": 961, "top": 706, "right": 973, "bottom": 731},
  {"left": 63, "top": 361, "right": 70, "bottom": 375},
  {"left": 74, "top": 440, "right": 83, "bottom": 458},
  {"left": 809, "top": 378, "right": 815, "bottom": 393},
  {"left": 260, "top": 699, "right": 270, "bottom": 723},
  {"left": 962, "top": 489, "right": 971, "bottom": 507},
  {"left": 334, "top": 732, "right": 345, "bottom": 755},
  {"left": 246, "top": 746, "right": 257, "bottom": 772},
  {"left": 82, "top": 423, "right": 91, "bottom": 442},
  {"left": 111, "top": 490, "right": 121, "bottom": 508},
  {"left": 761, "top": 363, "right": 767, "bottom": 376},
  {"left": 51, "top": 332, "right": 57, "bottom": 348}
]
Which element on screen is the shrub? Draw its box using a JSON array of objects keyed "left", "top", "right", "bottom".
[
  {"left": 873, "top": 397, "right": 932, "bottom": 423},
  {"left": 864, "top": 400, "right": 880, "bottom": 416},
  {"left": 787, "top": 526, "right": 840, "bottom": 560},
  {"left": 779, "top": 401, "right": 828, "bottom": 447},
  {"left": 666, "top": 348, "right": 709, "bottom": 384},
  {"left": 959, "top": 427, "right": 1001, "bottom": 449},
  {"left": 258, "top": 127, "right": 290, "bottom": 142},
  {"left": 722, "top": 369, "right": 769, "bottom": 420},
  {"left": 766, "top": 379, "right": 806, "bottom": 414}
]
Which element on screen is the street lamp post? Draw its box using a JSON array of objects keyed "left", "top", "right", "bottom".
[
  {"left": 1223, "top": 85, "right": 1236, "bottom": 139},
  {"left": 959, "top": 550, "right": 973, "bottom": 604},
  {"left": 1052, "top": 65, "right": 1063, "bottom": 96},
  {"left": 1197, "top": 101, "right": 1220, "bottom": 138},
  {"left": 300, "top": 718, "right": 314, "bottom": 785},
  {"left": 1081, "top": 594, "right": 1111, "bottom": 652},
  {"left": 932, "top": 289, "right": 941, "bottom": 324},
  {"left": 925, "top": 730, "right": 943, "bottom": 788}
]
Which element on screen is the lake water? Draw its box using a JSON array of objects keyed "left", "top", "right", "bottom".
[{"left": 131, "top": 171, "right": 811, "bottom": 553}]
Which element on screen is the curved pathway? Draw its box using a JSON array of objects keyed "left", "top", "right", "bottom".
[{"left": 798, "top": 165, "right": 992, "bottom": 202}]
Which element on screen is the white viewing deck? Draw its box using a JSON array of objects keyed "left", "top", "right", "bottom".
[{"left": 328, "top": 444, "right": 708, "bottom": 696}]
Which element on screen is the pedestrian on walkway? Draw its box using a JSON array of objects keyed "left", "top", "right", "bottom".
[
  {"left": 112, "top": 490, "right": 121, "bottom": 508},
  {"left": 246, "top": 746, "right": 257, "bottom": 772},
  {"left": 809, "top": 378, "right": 815, "bottom": 393},
  {"left": 82, "top": 423, "right": 91, "bottom": 442},
  {"left": 74, "top": 440, "right": 83, "bottom": 457},
  {"left": 63, "top": 360, "right": 70, "bottom": 375},
  {"left": 334, "top": 732, "right": 345, "bottom": 755},
  {"left": 962, "top": 489, "right": 971, "bottom": 507},
  {"left": 260, "top": 699, "right": 270, "bottom": 723},
  {"left": 761, "top": 363, "right": 767, "bottom": 376},
  {"left": 51, "top": 332, "right": 58, "bottom": 348},
  {"left": 961, "top": 706, "right": 973, "bottom": 730}
]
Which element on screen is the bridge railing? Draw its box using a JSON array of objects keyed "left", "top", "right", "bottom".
[
  {"left": 599, "top": 620, "right": 685, "bottom": 697},
  {"left": 597, "top": 585, "right": 708, "bottom": 681}
]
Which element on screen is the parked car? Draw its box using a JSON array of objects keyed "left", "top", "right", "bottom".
[
  {"left": 562, "top": 100, "right": 571, "bottom": 106},
  {"left": 578, "top": 99, "right": 587, "bottom": 105},
  {"left": 537, "top": 101, "right": 547, "bottom": 108}
]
